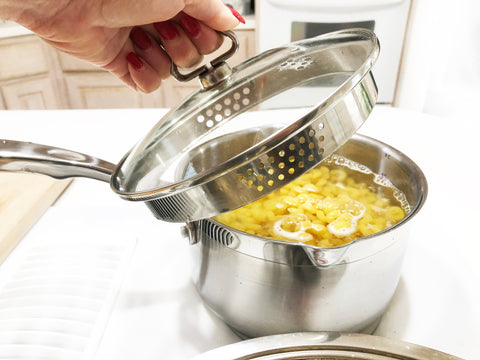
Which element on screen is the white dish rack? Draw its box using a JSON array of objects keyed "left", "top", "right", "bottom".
[{"left": 0, "top": 233, "right": 136, "bottom": 359}]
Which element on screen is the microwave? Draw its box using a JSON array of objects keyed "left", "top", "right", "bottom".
[{"left": 256, "top": 0, "right": 412, "bottom": 104}]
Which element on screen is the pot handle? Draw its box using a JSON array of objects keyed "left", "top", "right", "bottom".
[{"left": 0, "top": 139, "right": 114, "bottom": 182}]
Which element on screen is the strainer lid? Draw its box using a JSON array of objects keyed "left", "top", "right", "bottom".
[
  {"left": 192, "top": 332, "right": 462, "bottom": 360},
  {"left": 111, "top": 29, "right": 380, "bottom": 222}
]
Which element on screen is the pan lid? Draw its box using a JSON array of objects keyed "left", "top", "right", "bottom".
[
  {"left": 111, "top": 29, "right": 379, "bottom": 222},
  {"left": 192, "top": 332, "right": 462, "bottom": 360}
]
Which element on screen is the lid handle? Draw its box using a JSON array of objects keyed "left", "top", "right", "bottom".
[{"left": 170, "top": 31, "right": 239, "bottom": 88}]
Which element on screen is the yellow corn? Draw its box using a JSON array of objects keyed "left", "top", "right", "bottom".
[{"left": 215, "top": 164, "right": 406, "bottom": 247}]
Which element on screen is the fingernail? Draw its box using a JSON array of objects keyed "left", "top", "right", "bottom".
[
  {"left": 129, "top": 27, "right": 152, "bottom": 51},
  {"left": 228, "top": 6, "right": 245, "bottom": 24},
  {"left": 179, "top": 14, "right": 201, "bottom": 38},
  {"left": 126, "top": 52, "right": 144, "bottom": 70},
  {"left": 154, "top": 21, "right": 179, "bottom": 41}
]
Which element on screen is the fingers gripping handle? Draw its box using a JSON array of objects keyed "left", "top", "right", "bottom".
[{"left": 170, "top": 30, "right": 239, "bottom": 89}]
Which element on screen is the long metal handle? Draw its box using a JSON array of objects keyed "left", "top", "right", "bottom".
[{"left": 0, "top": 139, "right": 114, "bottom": 182}]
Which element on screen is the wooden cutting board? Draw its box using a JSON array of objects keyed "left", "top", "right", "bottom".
[{"left": 0, "top": 173, "right": 71, "bottom": 263}]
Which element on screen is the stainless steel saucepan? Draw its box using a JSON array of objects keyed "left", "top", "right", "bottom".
[
  {"left": 1, "top": 29, "right": 409, "bottom": 337},
  {"left": 192, "top": 332, "right": 459, "bottom": 360},
  {"left": 0, "top": 127, "right": 428, "bottom": 338},
  {"left": 182, "top": 128, "right": 427, "bottom": 338}
]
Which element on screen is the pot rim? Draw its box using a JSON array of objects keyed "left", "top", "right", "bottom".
[{"left": 192, "top": 332, "right": 460, "bottom": 360}]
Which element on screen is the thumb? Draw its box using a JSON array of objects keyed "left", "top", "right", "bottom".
[
  {"left": 183, "top": 0, "right": 242, "bottom": 30},
  {"left": 99, "top": 0, "right": 184, "bottom": 27},
  {"left": 99, "top": 0, "right": 240, "bottom": 30}
]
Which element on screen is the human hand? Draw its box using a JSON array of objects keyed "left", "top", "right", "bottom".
[{"left": 4, "top": 0, "right": 244, "bottom": 93}]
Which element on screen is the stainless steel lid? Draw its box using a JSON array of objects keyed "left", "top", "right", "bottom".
[
  {"left": 192, "top": 332, "right": 462, "bottom": 360},
  {"left": 111, "top": 29, "right": 379, "bottom": 222}
]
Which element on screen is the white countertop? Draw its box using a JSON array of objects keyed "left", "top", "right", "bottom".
[{"left": 0, "top": 106, "right": 479, "bottom": 359}]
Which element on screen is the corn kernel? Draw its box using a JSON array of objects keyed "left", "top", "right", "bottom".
[{"left": 215, "top": 163, "right": 406, "bottom": 247}]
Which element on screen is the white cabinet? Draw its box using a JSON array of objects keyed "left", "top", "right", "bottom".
[
  {"left": 0, "top": 35, "right": 63, "bottom": 109},
  {"left": 64, "top": 73, "right": 150, "bottom": 109},
  {"left": 0, "top": 36, "right": 48, "bottom": 79},
  {"left": 0, "top": 26, "right": 256, "bottom": 110},
  {"left": 2, "top": 76, "right": 59, "bottom": 109}
]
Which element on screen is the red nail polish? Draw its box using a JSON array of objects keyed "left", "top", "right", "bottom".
[
  {"left": 179, "top": 14, "right": 201, "bottom": 38},
  {"left": 154, "top": 21, "right": 179, "bottom": 41},
  {"left": 126, "top": 52, "right": 144, "bottom": 70},
  {"left": 130, "top": 27, "right": 152, "bottom": 51},
  {"left": 229, "top": 7, "right": 245, "bottom": 24}
]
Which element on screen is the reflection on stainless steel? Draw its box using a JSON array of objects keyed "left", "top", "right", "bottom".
[
  {"left": 0, "top": 30, "right": 380, "bottom": 224},
  {"left": 0, "top": 139, "right": 114, "bottom": 182},
  {"left": 192, "top": 332, "right": 461, "bottom": 360},
  {"left": 112, "top": 29, "right": 380, "bottom": 223},
  {"left": 186, "top": 134, "right": 428, "bottom": 338}
]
